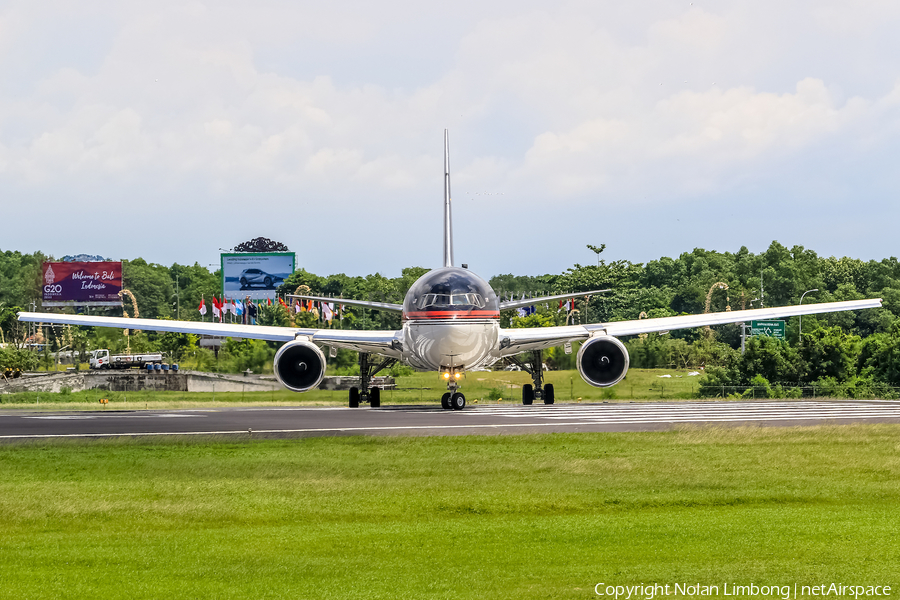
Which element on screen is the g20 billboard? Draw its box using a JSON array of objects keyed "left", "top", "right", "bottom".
[
  {"left": 221, "top": 252, "right": 296, "bottom": 300},
  {"left": 42, "top": 262, "right": 123, "bottom": 307}
]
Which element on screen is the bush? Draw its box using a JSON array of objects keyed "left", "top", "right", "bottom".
[
  {"left": 813, "top": 375, "right": 898, "bottom": 399},
  {"left": 389, "top": 362, "right": 415, "bottom": 377}
]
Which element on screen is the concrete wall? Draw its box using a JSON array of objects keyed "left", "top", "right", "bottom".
[
  {"left": 1, "top": 371, "right": 392, "bottom": 394},
  {"left": 318, "top": 376, "right": 395, "bottom": 391},
  {"left": 1, "top": 371, "right": 188, "bottom": 393}
]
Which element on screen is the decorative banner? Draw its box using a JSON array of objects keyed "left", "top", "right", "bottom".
[
  {"left": 42, "top": 261, "right": 123, "bottom": 307},
  {"left": 221, "top": 252, "right": 296, "bottom": 301}
]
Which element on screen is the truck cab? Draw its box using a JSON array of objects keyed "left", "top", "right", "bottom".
[{"left": 90, "top": 349, "right": 110, "bottom": 370}]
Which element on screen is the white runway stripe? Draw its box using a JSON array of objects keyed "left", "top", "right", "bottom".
[{"left": 456, "top": 401, "right": 900, "bottom": 424}]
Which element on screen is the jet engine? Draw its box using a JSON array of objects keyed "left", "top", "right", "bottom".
[
  {"left": 273, "top": 339, "right": 326, "bottom": 392},
  {"left": 576, "top": 335, "right": 630, "bottom": 387}
]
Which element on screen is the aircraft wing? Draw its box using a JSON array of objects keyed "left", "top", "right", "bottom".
[
  {"left": 286, "top": 295, "right": 403, "bottom": 313},
  {"left": 16, "top": 312, "right": 403, "bottom": 357},
  {"left": 498, "top": 289, "right": 610, "bottom": 311},
  {"left": 497, "top": 298, "right": 882, "bottom": 355}
]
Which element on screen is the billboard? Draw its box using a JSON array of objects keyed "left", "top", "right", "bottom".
[
  {"left": 221, "top": 252, "right": 296, "bottom": 301},
  {"left": 42, "top": 261, "right": 123, "bottom": 307}
]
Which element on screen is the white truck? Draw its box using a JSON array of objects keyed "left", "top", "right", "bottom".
[{"left": 89, "top": 349, "right": 164, "bottom": 370}]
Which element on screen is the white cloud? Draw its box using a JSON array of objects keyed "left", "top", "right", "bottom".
[{"left": 2, "top": 0, "right": 900, "bottom": 272}]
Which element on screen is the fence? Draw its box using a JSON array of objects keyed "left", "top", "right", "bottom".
[{"left": 698, "top": 385, "right": 900, "bottom": 400}]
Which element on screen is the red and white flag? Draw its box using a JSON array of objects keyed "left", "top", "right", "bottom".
[
  {"left": 212, "top": 296, "right": 221, "bottom": 319},
  {"left": 199, "top": 297, "right": 207, "bottom": 316}
]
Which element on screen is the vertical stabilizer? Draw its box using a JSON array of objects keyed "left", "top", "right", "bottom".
[{"left": 443, "top": 129, "right": 454, "bottom": 268}]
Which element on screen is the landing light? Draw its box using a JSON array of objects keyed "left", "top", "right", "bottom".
[{"left": 443, "top": 372, "right": 450, "bottom": 379}]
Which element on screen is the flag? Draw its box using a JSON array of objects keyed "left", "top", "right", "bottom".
[
  {"left": 323, "top": 302, "right": 334, "bottom": 322},
  {"left": 267, "top": 297, "right": 272, "bottom": 306},
  {"left": 294, "top": 301, "right": 302, "bottom": 314},
  {"left": 278, "top": 297, "right": 289, "bottom": 309},
  {"left": 235, "top": 299, "right": 243, "bottom": 316},
  {"left": 212, "top": 297, "right": 221, "bottom": 319},
  {"left": 199, "top": 297, "right": 207, "bottom": 316}
]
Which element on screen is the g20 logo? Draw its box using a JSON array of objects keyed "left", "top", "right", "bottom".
[{"left": 44, "top": 284, "right": 63, "bottom": 294}]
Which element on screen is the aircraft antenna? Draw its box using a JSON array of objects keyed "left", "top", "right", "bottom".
[{"left": 443, "top": 129, "right": 454, "bottom": 267}]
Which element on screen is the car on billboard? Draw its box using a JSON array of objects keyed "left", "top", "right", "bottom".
[{"left": 238, "top": 268, "right": 284, "bottom": 290}]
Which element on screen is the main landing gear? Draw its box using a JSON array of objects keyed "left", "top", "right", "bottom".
[
  {"left": 349, "top": 352, "right": 396, "bottom": 408},
  {"left": 507, "top": 350, "right": 555, "bottom": 406}
]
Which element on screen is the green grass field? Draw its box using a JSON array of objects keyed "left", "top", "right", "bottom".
[
  {"left": 0, "top": 368, "right": 701, "bottom": 409},
  {"left": 1, "top": 426, "right": 898, "bottom": 599}
]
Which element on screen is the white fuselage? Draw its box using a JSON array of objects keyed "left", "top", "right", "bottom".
[{"left": 402, "top": 320, "right": 500, "bottom": 371}]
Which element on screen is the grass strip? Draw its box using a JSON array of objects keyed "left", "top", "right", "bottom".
[{"left": 0, "top": 425, "right": 898, "bottom": 599}]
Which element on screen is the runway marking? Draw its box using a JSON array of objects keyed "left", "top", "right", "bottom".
[
  {"left": 3, "top": 401, "right": 900, "bottom": 440},
  {"left": 24, "top": 414, "right": 203, "bottom": 420},
  {"left": 3, "top": 415, "right": 900, "bottom": 440},
  {"left": 456, "top": 401, "right": 900, "bottom": 423},
  {"left": 0, "top": 422, "right": 647, "bottom": 439}
]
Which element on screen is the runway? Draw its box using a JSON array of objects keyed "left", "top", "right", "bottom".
[{"left": 2, "top": 399, "right": 900, "bottom": 441}]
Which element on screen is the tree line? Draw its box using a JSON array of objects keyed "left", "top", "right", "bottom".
[{"left": 2, "top": 242, "right": 899, "bottom": 390}]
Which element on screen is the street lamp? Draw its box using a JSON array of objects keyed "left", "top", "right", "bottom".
[{"left": 799, "top": 289, "right": 818, "bottom": 344}]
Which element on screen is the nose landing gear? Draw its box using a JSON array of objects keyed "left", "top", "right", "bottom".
[
  {"left": 439, "top": 366, "right": 466, "bottom": 410},
  {"left": 441, "top": 384, "right": 465, "bottom": 410}
]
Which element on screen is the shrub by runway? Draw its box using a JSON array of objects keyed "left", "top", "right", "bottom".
[
  {"left": 1, "top": 425, "right": 898, "bottom": 599},
  {"left": 0, "top": 368, "right": 702, "bottom": 409}
]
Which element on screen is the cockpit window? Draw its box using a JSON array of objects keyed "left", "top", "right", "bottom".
[{"left": 416, "top": 293, "right": 485, "bottom": 309}]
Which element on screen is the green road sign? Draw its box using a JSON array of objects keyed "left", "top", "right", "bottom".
[{"left": 750, "top": 320, "right": 786, "bottom": 339}]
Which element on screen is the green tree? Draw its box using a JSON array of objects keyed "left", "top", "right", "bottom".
[
  {"left": 169, "top": 262, "right": 219, "bottom": 321},
  {"left": 122, "top": 259, "right": 174, "bottom": 320},
  {"left": 800, "top": 326, "right": 859, "bottom": 382},
  {"left": 739, "top": 337, "right": 804, "bottom": 384},
  {"left": 157, "top": 330, "right": 198, "bottom": 363},
  {"left": 857, "top": 322, "right": 900, "bottom": 386}
]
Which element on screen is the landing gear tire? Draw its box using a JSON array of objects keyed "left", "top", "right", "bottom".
[
  {"left": 450, "top": 392, "right": 466, "bottom": 410},
  {"left": 441, "top": 393, "right": 452, "bottom": 410},
  {"left": 522, "top": 384, "right": 534, "bottom": 406},
  {"left": 370, "top": 387, "right": 381, "bottom": 408},
  {"left": 349, "top": 387, "right": 360, "bottom": 408},
  {"left": 543, "top": 383, "right": 555, "bottom": 405}
]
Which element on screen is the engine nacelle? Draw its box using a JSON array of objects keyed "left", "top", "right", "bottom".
[
  {"left": 273, "top": 339, "right": 326, "bottom": 392},
  {"left": 576, "top": 335, "right": 630, "bottom": 388}
]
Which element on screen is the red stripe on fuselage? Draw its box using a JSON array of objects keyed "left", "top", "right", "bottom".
[{"left": 403, "top": 310, "right": 500, "bottom": 320}]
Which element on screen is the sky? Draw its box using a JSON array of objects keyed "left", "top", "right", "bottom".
[{"left": 1, "top": 0, "right": 899, "bottom": 278}]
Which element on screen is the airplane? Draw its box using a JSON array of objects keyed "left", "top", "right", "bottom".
[{"left": 19, "top": 131, "right": 883, "bottom": 410}]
